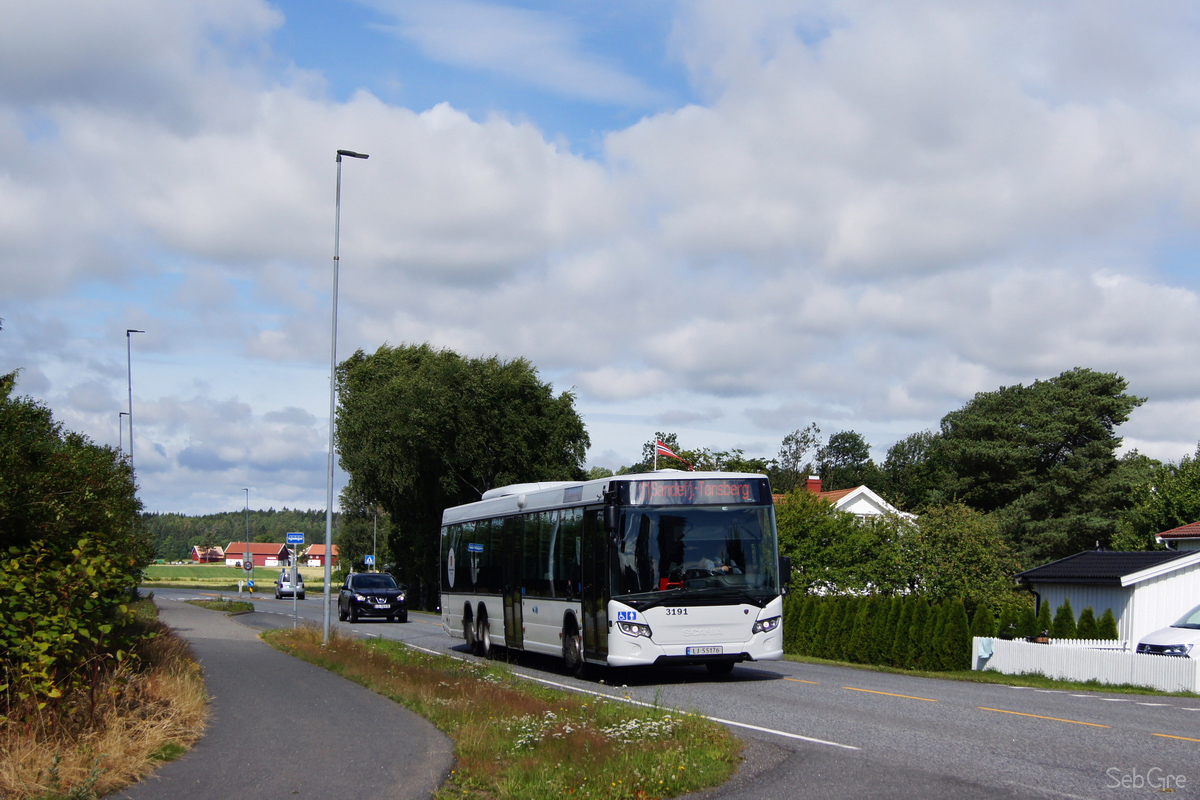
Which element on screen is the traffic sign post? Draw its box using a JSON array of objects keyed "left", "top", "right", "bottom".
[{"left": 285, "top": 532, "right": 305, "bottom": 627}]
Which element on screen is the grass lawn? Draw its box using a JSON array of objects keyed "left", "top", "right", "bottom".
[{"left": 141, "top": 563, "right": 329, "bottom": 590}]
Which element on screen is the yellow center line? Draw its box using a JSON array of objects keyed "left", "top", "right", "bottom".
[
  {"left": 844, "top": 686, "right": 937, "bottom": 702},
  {"left": 785, "top": 678, "right": 819, "bottom": 684},
  {"left": 1153, "top": 733, "right": 1200, "bottom": 743},
  {"left": 978, "top": 707, "right": 1109, "bottom": 728}
]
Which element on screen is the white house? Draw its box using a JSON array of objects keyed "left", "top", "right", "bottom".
[
  {"left": 791, "top": 476, "right": 915, "bottom": 520},
  {"left": 1016, "top": 550, "right": 1200, "bottom": 643},
  {"left": 1157, "top": 520, "right": 1200, "bottom": 551}
]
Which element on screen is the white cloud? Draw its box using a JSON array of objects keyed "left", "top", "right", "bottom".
[
  {"left": 365, "top": 0, "right": 661, "bottom": 105},
  {"left": 7, "top": 0, "right": 1200, "bottom": 510}
]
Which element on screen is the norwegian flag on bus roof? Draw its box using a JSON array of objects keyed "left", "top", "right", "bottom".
[{"left": 655, "top": 440, "right": 692, "bottom": 468}]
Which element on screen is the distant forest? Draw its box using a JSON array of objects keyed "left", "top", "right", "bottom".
[{"left": 144, "top": 508, "right": 337, "bottom": 561}]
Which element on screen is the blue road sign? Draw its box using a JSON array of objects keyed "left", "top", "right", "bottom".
[
  {"left": 364, "top": 554, "right": 375, "bottom": 565},
  {"left": 286, "top": 532, "right": 304, "bottom": 544}
]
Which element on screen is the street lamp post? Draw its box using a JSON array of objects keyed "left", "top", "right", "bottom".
[
  {"left": 126, "top": 329, "right": 145, "bottom": 472},
  {"left": 324, "top": 148, "right": 369, "bottom": 645},
  {"left": 372, "top": 511, "right": 377, "bottom": 573},
  {"left": 118, "top": 411, "right": 129, "bottom": 454},
  {"left": 244, "top": 488, "right": 251, "bottom": 585}
]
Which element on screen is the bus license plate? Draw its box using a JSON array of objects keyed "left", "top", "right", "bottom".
[{"left": 687, "top": 646, "right": 723, "bottom": 656}]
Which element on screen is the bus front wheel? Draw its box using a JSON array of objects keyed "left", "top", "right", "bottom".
[{"left": 562, "top": 624, "right": 584, "bottom": 676}]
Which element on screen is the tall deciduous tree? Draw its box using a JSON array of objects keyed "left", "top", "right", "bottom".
[
  {"left": 1116, "top": 444, "right": 1200, "bottom": 550},
  {"left": 772, "top": 423, "right": 821, "bottom": 494},
  {"left": 816, "top": 430, "right": 883, "bottom": 491},
  {"left": 335, "top": 344, "right": 589, "bottom": 604},
  {"left": 937, "top": 367, "right": 1145, "bottom": 563}
]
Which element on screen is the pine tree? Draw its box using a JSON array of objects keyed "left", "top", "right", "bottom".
[
  {"left": 1076, "top": 607, "right": 1098, "bottom": 640},
  {"left": 1097, "top": 608, "right": 1119, "bottom": 640},
  {"left": 906, "top": 599, "right": 930, "bottom": 669},
  {"left": 941, "top": 599, "right": 972, "bottom": 671},
  {"left": 912, "top": 599, "right": 940, "bottom": 671},
  {"left": 1051, "top": 598, "right": 1077, "bottom": 639},
  {"left": 996, "top": 604, "right": 1018, "bottom": 639},
  {"left": 1035, "top": 600, "right": 1053, "bottom": 638},
  {"left": 890, "top": 598, "right": 915, "bottom": 667},
  {"left": 969, "top": 603, "right": 996, "bottom": 639},
  {"left": 848, "top": 600, "right": 872, "bottom": 664},
  {"left": 810, "top": 600, "right": 832, "bottom": 659},
  {"left": 1017, "top": 605, "right": 1038, "bottom": 639}
]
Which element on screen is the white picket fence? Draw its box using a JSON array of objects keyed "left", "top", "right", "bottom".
[{"left": 973, "top": 637, "right": 1200, "bottom": 693}]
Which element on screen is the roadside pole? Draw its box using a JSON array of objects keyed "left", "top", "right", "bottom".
[{"left": 287, "top": 532, "right": 304, "bottom": 629}]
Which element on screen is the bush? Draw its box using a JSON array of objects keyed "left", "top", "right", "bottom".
[
  {"left": 940, "top": 599, "right": 971, "bottom": 671},
  {"left": 1097, "top": 608, "right": 1119, "bottom": 640},
  {"left": 1076, "top": 607, "right": 1098, "bottom": 640},
  {"left": 1035, "top": 600, "right": 1053, "bottom": 638},
  {"left": 0, "top": 372, "right": 152, "bottom": 721},
  {"left": 1016, "top": 605, "right": 1038, "bottom": 638},
  {"left": 1051, "top": 598, "right": 1077, "bottom": 639},
  {"left": 969, "top": 603, "right": 996, "bottom": 639}
]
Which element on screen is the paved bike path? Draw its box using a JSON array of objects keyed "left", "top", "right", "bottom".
[{"left": 116, "top": 599, "right": 454, "bottom": 800}]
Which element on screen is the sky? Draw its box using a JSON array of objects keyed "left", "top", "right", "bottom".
[{"left": 4, "top": 0, "right": 1200, "bottom": 515}]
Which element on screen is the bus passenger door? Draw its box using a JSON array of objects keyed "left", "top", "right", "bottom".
[
  {"left": 502, "top": 516, "right": 524, "bottom": 649},
  {"left": 581, "top": 508, "right": 608, "bottom": 662}
]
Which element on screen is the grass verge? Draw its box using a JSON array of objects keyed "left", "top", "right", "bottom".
[
  {"left": 785, "top": 654, "right": 1200, "bottom": 698},
  {"left": 185, "top": 598, "right": 254, "bottom": 614},
  {"left": 0, "top": 600, "right": 209, "bottom": 800},
  {"left": 264, "top": 626, "right": 741, "bottom": 800}
]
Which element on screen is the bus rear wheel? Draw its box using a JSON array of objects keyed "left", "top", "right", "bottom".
[{"left": 475, "top": 611, "right": 492, "bottom": 657}]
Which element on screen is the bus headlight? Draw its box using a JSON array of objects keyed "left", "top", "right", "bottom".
[
  {"left": 752, "top": 616, "right": 780, "bottom": 634},
  {"left": 617, "top": 621, "right": 653, "bottom": 638}
]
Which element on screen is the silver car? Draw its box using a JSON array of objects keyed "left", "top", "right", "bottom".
[
  {"left": 1137, "top": 602, "right": 1200, "bottom": 658},
  {"left": 275, "top": 572, "right": 306, "bottom": 600}
]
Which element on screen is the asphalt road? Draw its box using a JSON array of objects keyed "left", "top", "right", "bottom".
[
  {"left": 116, "top": 597, "right": 453, "bottom": 800},
  {"left": 154, "top": 588, "right": 1200, "bottom": 799}
]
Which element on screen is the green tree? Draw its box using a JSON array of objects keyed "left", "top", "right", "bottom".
[
  {"left": 1116, "top": 445, "right": 1200, "bottom": 550},
  {"left": 1051, "top": 599, "right": 1077, "bottom": 639},
  {"left": 774, "top": 489, "right": 861, "bottom": 594},
  {"left": 336, "top": 344, "right": 590, "bottom": 604},
  {"left": 881, "top": 430, "right": 949, "bottom": 511},
  {"left": 816, "top": 430, "right": 883, "bottom": 491},
  {"left": 940, "top": 599, "right": 972, "bottom": 671},
  {"left": 901, "top": 504, "right": 1018, "bottom": 604},
  {"left": 1035, "top": 600, "right": 1053, "bottom": 638},
  {"left": 0, "top": 371, "right": 152, "bottom": 715},
  {"left": 771, "top": 424, "right": 821, "bottom": 494},
  {"left": 969, "top": 604, "right": 996, "bottom": 639},
  {"left": 938, "top": 367, "right": 1145, "bottom": 563},
  {"left": 1076, "top": 607, "right": 1098, "bottom": 640},
  {"left": 1097, "top": 608, "right": 1119, "bottom": 640},
  {"left": 1017, "top": 605, "right": 1038, "bottom": 639}
]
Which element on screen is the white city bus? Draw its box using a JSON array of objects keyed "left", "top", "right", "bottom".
[{"left": 440, "top": 471, "right": 787, "bottom": 674}]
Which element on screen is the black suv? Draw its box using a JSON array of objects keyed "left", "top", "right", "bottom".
[{"left": 338, "top": 572, "right": 407, "bottom": 623}]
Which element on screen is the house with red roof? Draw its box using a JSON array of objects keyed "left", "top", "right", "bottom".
[
  {"left": 306, "top": 543, "right": 339, "bottom": 568},
  {"left": 777, "top": 476, "right": 914, "bottom": 520},
  {"left": 191, "top": 545, "right": 225, "bottom": 563},
  {"left": 1157, "top": 521, "right": 1200, "bottom": 551},
  {"left": 224, "top": 542, "right": 290, "bottom": 568}
]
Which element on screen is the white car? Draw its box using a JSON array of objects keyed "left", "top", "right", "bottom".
[
  {"left": 275, "top": 572, "right": 306, "bottom": 600},
  {"left": 1137, "top": 602, "right": 1200, "bottom": 658}
]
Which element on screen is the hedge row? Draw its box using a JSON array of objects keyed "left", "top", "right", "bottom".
[
  {"left": 781, "top": 594, "right": 1120, "bottom": 672},
  {"left": 992, "top": 597, "right": 1118, "bottom": 641},
  {"left": 782, "top": 594, "right": 973, "bottom": 671}
]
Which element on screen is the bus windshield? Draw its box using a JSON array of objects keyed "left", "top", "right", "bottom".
[{"left": 612, "top": 505, "right": 779, "bottom": 604}]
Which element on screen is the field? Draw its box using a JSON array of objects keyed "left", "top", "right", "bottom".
[{"left": 142, "top": 563, "right": 330, "bottom": 589}]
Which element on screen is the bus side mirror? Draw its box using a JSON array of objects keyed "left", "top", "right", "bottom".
[
  {"left": 778, "top": 556, "right": 792, "bottom": 594},
  {"left": 603, "top": 505, "right": 620, "bottom": 536}
]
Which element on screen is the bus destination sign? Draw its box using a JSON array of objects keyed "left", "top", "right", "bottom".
[{"left": 627, "top": 478, "right": 765, "bottom": 506}]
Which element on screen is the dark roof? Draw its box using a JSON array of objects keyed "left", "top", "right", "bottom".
[{"left": 1016, "top": 550, "right": 1194, "bottom": 586}]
